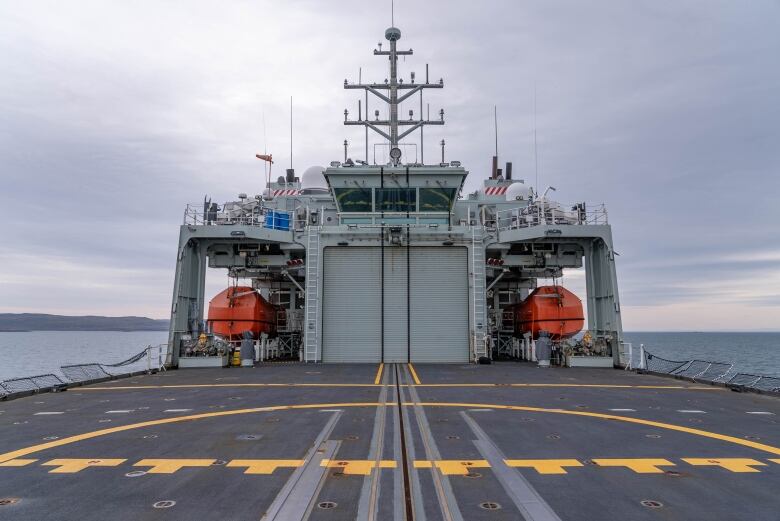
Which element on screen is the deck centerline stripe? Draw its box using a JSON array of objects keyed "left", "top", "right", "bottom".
[
  {"left": 374, "top": 363, "right": 384, "bottom": 385},
  {"left": 1, "top": 401, "right": 778, "bottom": 463}
]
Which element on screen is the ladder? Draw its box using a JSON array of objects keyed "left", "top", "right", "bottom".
[
  {"left": 471, "top": 228, "right": 488, "bottom": 361},
  {"left": 303, "top": 227, "right": 321, "bottom": 362}
]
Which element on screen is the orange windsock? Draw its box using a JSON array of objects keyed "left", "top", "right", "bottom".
[{"left": 255, "top": 153, "right": 273, "bottom": 163}]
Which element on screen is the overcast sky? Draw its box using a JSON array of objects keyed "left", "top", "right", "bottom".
[{"left": 1, "top": 0, "right": 778, "bottom": 331}]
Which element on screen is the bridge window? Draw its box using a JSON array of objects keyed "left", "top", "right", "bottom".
[
  {"left": 334, "top": 187, "right": 373, "bottom": 212},
  {"left": 419, "top": 187, "right": 456, "bottom": 212},
  {"left": 376, "top": 188, "right": 416, "bottom": 212}
]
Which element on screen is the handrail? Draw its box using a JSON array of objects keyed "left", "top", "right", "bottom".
[
  {"left": 183, "top": 203, "right": 292, "bottom": 228},
  {"left": 496, "top": 201, "right": 608, "bottom": 231}
]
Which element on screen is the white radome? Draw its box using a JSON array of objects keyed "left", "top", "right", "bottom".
[
  {"left": 505, "top": 182, "right": 532, "bottom": 201},
  {"left": 301, "top": 165, "right": 327, "bottom": 189}
]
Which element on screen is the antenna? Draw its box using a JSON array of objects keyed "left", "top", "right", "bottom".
[
  {"left": 534, "top": 84, "right": 538, "bottom": 195},
  {"left": 290, "top": 96, "right": 293, "bottom": 171},
  {"left": 391, "top": 0, "right": 394, "bottom": 26},
  {"left": 494, "top": 105, "right": 498, "bottom": 159},
  {"left": 263, "top": 111, "right": 268, "bottom": 187},
  {"left": 343, "top": 26, "right": 444, "bottom": 166}
]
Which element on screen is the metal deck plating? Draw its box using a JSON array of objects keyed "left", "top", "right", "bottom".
[{"left": 0, "top": 364, "right": 778, "bottom": 520}]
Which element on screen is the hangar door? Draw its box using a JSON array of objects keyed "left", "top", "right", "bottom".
[
  {"left": 321, "top": 247, "right": 381, "bottom": 363},
  {"left": 321, "top": 246, "right": 469, "bottom": 363},
  {"left": 409, "top": 247, "right": 469, "bottom": 362}
]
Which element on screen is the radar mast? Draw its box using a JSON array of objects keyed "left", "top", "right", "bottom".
[{"left": 344, "top": 27, "right": 445, "bottom": 166}]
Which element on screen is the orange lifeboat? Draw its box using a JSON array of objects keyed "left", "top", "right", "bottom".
[
  {"left": 510, "top": 285, "right": 584, "bottom": 340},
  {"left": 207, "top": 286, "right": 277, "bottom": 340}
]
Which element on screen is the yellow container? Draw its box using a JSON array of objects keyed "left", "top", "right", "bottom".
[{"left": 231, "top": 349, "right": 241, "bottom": 367}]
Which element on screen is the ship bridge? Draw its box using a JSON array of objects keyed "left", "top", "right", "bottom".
[
  {"left": 166, "top": 25, "right": 623, "bottom": 369},
  {"left": 325, "top": 165, "right": 464, "bottom": 225}
]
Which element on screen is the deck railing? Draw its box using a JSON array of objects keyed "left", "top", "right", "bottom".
[
  {"left": 183, "top": 203, "right": 293, "bottom": 229},
  {"left": 496, "top": 201, "right": 608, "bottom": 231}
]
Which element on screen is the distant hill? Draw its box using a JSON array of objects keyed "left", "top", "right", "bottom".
[{"left": 0, "top": 314, "right": 169, "bottom": 332}]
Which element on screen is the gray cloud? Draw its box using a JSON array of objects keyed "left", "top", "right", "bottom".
[{"left": 1, "top": 0, "right": 778, "bottom": 329}]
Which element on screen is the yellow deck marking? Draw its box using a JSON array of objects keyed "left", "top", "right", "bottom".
[
  {"left": 415, "top": 384, "right": 719, "bottom": 390},
  {"left": 1, "top": 401, "right": 779, "bottom": 465},
  {"left": 414, "top": 460, "right": 490, "bottom": 475},
  {"left": 407, "top": 364, "right": 422, "bottom": 385},
  {"left": 412, "top": 403, "right": 780, "bottom": 456},
  {"left": 321, "top": 459, "right": 396, "bottom": 475},
  {"left": 0, "top": 402, "right": 382, "bottom": 464},
  {"left": 78, "top": 383, "right": 717, "bottom": 390},
  {"left": 226, "top": 459, "right": 304, "bottom": 474},
  {"left": 82, "top": 384, "right": 381, "bottom": 390},
  {"left": 591, "top": 458, "right": 675, "bottom": 473},
  {"left": 42, "top": 458, "right": 126, "bottom": 473},
  {"left": 374, "top": 364, "right": 384, "bottom": 385},
  {"left": 682, "top": 458, "right": 768, "bottom": 473},
  {"left": 134, "top": 459, "right": 215, "bottom": 473},
  {"left": 0, "top": 459, "right": 37, "bottom": 467},
  {"left": 504, "top": 459, "right": 584, "bottom": 474},
  {"left": 5, "top": 456, "right": 780, "bottom": 476}
]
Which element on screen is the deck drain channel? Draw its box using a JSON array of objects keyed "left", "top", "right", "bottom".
[{"left": 395, "top": 365, "right": 415, "bottom": 521}]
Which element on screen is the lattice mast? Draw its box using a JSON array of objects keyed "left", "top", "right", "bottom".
[{"left": 344, "top": 27, "right": 445, "bottom": 166}]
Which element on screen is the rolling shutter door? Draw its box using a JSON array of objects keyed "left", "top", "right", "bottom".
[
  {"left": 410, "top": 247, "right": 469, "bottom": 362},
  {"left": 322, "top": 247, "right": 381, "bottom": 363},
  {"left": 383, "top": 247, "right": 409, "bottom": 362}
]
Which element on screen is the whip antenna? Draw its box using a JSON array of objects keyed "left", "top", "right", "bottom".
[{"left": 534, "top": 84, "right": 538, "bottom": 195}]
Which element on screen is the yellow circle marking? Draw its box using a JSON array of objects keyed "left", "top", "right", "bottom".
[
  {"left": 78, "top": 383, "right": 719, "bottom": 390},
  {"left": 0, "top": 401, "right": 777, "bottom": 464}
]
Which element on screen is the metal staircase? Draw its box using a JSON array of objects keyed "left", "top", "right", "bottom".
[
  {"left": 303, "top": 227, "right": 321, "bottom": 362},
  {"left": 471, "top": 228, "right": 488, "bottom": 361}
]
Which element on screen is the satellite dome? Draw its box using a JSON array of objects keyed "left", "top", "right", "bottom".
[
  {"left": 301, "top": 165, "right": 327, "bottom": 190},
  {"left": 385, "top": 27, "right": 401, "bottom": 41},
  {"left": 505, "top": 182, "right": 532, "bottom": 202}
]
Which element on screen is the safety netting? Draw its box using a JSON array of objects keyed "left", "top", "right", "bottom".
[
  {"left": 0, "top": 374, "right": 65, "bottom": 395},
  {"left": 60, "top": 363, "right": 111, "bottom": 382},
  {"left": 1, "top": 345, "right": 166, "bottom": 398},
  {"left": 642, "top": 349, "right": 779, "bottom": 394},
  {"left": 643, "top": 353, "right": 689, "bottom": 374}
]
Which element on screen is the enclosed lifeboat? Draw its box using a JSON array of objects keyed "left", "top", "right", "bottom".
[
  {"left": 207, "top": 286, "right": 277, "bottom": 340},
  {"left": 510, "top": 285, "right": 584, "bottom": 340}
]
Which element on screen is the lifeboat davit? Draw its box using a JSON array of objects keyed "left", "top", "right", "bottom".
[
  {"left": 511, "top": 285, "right": 584, "bottom": 340},
  {"left": 207, "top": 286, "right": 277, "bottom": 340}
]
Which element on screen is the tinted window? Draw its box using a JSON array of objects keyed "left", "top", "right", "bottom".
[
  {"left": 334, "top": 187, "right": 373, "bottom": 212},
  {"left": 376, "top": 188, "right": 416, "bottom": 212},
  {"left": 419, "top": 187, "right": 456, "bottom": 212}
]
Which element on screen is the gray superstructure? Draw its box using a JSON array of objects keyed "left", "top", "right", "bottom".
[{"left": 167, "top": 26, "right": 622, "bottom": 367}]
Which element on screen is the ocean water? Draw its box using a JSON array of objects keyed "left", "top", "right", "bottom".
[
  {"left": 0, "top": 331, "right": 777, "bottom": 382},
  {"left": 0, "top": 331, "right": 169, "bottom": 382},
  {"left": 622, "top": 332, "right": 780, "bottom": 378}
]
